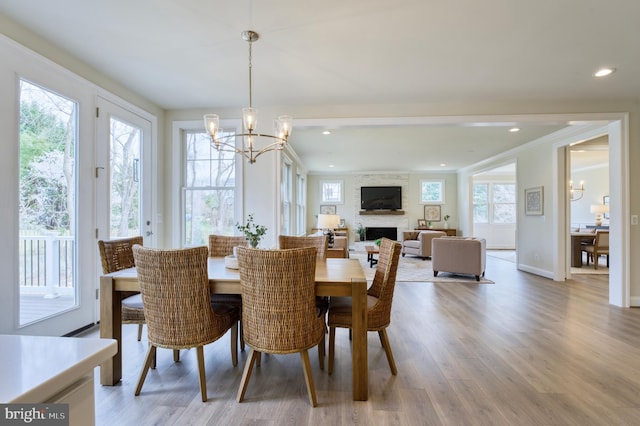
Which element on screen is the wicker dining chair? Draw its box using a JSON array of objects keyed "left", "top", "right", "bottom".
[
  {"left": 328, "top": 237, "right": 402, "bottom": 376},
  {"left": 208, "top": 234, "right": 249, "bottom": 350},
  {"left": 132, "top": 245, "right": 239, "bottom": 402},
  {"left": 278, "top": 234, "right": 330, "bottom": 336},
  {"left": 236, "top": 247, "right": 325, "bottom": 407},
  {"left": 278, "top": 235, "right": 329, "bottom": 259},
  {"left": 98, "top": 236, "right": 146, "bottom": 341}
]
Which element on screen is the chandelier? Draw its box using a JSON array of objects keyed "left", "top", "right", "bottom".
[
  {"left": 204, "top": 30, "right": 292, "bottom": 164},
  {"left": 569, "top": 180, "right": 584, "bottom": 201}
]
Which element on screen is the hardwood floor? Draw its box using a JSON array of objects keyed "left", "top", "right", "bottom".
[{"left": 84, "top": 256, "right": 640, "bottom": 425}]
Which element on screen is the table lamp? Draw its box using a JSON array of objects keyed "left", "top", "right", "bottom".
[
  {"left": 590, "top": 204, "right": 609, "bottom": 226},
  {"left": 317, "top": 214, "right": 340, "bottom": 247}
]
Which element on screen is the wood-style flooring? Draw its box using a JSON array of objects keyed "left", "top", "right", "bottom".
[{"left": 84, "top": 256, "right": 640, "bottom": 425}]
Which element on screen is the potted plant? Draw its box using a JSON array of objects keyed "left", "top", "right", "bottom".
[
  {"left": 356, "top": 223, "right": 367, "bottom": 241},
  {"left": 236, "top": 213, "right": 267, "bottom": 248},
  {"left": 443, "top": 214, "right": 450, "bottom": 229}
]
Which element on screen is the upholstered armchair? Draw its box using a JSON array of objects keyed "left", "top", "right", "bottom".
[
  {"left": 432, "top": 237, "right": 487, "bottom": 281},
  {"left": 401, "top": 230, "right": 447, "bottom": 259}
]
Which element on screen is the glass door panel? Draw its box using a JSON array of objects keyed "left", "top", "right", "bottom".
[{"left": 18, "top": 80, "right": 77, "bottom": 326}]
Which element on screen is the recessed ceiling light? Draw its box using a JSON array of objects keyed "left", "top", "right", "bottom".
[
  {"left": 440, "top": 163, "right": 446, "bottom": 167},
  {"left": 322, "top": 130, "right": 331, "bottom": 135},
  {"left": 328, "top": 164, "right": 334, "bottom": 168},
  {"left": 509, "top": 127, "right": 520, "bottom": 133},
  {"left": 594, "top": 67, "right": 616, "bottom": 77}
]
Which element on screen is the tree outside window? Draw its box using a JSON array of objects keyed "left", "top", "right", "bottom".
[
  {"left": 420, "top": 180, "right": 444, "bottom": 204},
  {"left": 320, "top": 180, "right": 343, "bottom": 204},
  {"left": 473, "top": 182, "right": 516, "bottom": 224}
]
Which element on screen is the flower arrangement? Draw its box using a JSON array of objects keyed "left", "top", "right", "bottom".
[
  {"left": 236, "top": 213, "right": 267, "bottom": 248},
  {"left": 444, "top": 214, "right": 450, "bottom": 222}
]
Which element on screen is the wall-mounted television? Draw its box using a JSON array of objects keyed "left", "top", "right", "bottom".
[{"left": 361, "top": 186, "right": 402, "bottom": 210}]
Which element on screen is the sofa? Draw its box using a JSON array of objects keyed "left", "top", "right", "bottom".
[
  {"left": 431, "top": 237, "right": 486, "bottom": 281},
  {"left": 401, "top": 230, "right": 447, "bottom": 259}
]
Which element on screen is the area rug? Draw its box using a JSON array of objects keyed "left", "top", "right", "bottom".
[{"left": 349, "top": 250, "right": 494, "bottom": 284}]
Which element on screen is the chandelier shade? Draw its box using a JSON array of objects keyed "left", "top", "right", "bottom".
[{"left": 203, "top": 30, "right": 292, "bottom": 164}]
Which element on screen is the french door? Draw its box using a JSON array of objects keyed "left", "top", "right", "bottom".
[{"left": 95, "top": 97, "right": 153, "bottom": 247}]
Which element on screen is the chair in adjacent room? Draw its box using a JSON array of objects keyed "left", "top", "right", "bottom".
[
  {"left": 98, "top": 236, "right": 146, "bottom": 341},
  {"left": 236, "top": 246, "right": 325, "bottom": 407},
  {"left": 401, "top": 230, "right": 446, "bottom": 259},
  {"left": 583, "top": 230, "right": 609, "bottom": 269},
  {"left": 132, "top": 245, "right": 239, "bottom": 402},
  {"left": 328, "top": 237, "right": 402, "bottom": 376}
]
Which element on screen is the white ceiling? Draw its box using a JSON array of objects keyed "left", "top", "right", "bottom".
[{"left": 1, "top": 0, "right": 631, "bottom": 172}]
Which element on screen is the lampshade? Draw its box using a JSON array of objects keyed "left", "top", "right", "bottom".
[
  {"left": 317, "top": 214, "right": 340, "bottom": 229},
  {"left": 590, "top": 204, "right": 609, "bottom": 214}
]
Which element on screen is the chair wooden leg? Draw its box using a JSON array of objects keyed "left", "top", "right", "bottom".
[
  {"left": 594, "top": 252, "right": 599, "bottom": 270},
  {"left": 300, "top": 350, "right": 318, "bottom": 407},
  {"left": 137, "top": 324, "right": 143, "bottom": 341},
  {"left": 317, "top": 334, "right": 325, "bottom": 370},
  {"left": 134, "top": 345, "right": 156, "bottom": 396},
  {"left": 173, "top": 349, "right": 180, "bottom": 362},
  {"left": 237, "top": 349, "right": 259, "bottom": 402},
  {"left": 239, "top": 321, "right": 245, "bottom": 351},
  {"left": 230, "top": 322, "right": 238, "bottom": 366},
  {"left": 328, "top": 327, "right": 336, "bottom": 375},
  {"left": 149, "top": 342, "right": 156, "bottom": 369},
  {"left": 196, "top": 346, "right": 207, "bottom": 402},
  {"left": 378, "top": 329, "right": 397, "bottom": 375}
]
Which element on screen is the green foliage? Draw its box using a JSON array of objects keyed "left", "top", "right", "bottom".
[
  {"left": 236, "top": 214, "right": 267, "bottom": 248},
  {"left": 19, "top": 97, "right": 73, "bottom": 232}
]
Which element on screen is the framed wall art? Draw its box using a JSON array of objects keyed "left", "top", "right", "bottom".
[
  {"left": 424, "top": 205, "right": 441, "bottom": 221},
  {"left": 524, "top": 186, "right": 544, "bottom": 215},
  {"left": 417, "top": 219, "right": 427, "bottom": 227},
  {"left": 320, "top": 205, "right": 336, "bottom": 215}
]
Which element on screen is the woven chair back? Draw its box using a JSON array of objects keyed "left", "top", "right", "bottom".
[
  {"left": 132, "top": 245, "right": 227, "bottom": 349},
  {"left": 366, "top": 238, "right": 402, "bottom": 329},
  {"left": 278, "top": 235, "right": 329, "bottom": 260},
  {"left": 98, "top": 236, "right": 143, "bottom": 274},
  {"left": 208, "top": 235, "right": 249, "bottom": 257},
  {"left": 236, "top": 247, "right": 324, "bottom": 354}
]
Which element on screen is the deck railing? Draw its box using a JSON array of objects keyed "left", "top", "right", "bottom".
[{"left": 19, "top": 235, "right": 75, "bottom": 290}]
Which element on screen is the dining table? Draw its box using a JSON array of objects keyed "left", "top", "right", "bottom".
[
  {"left": 570, "top": 231, "right": 596, "bottom": 267},
  {"left": 99, "top": 257, "right": 370, "bottom": 401}
]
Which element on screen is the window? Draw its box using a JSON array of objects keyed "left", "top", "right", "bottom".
[
  {"left": 473, "top": 182, "right": 516, "bottom": 224},
  {"left": 19, "top": 79, "right": 78, "bottom": 325},
  {"left": 183, "top": 129, "right": 237, "bottom": 245},
  {"left": 320, "top": 179, "right": 343, "bottom": 204},
  {"left": 492, "top": 183, "right": 516, "bottom": 223},
  {"left": 420, "top": 179, "right": 445, "bottom": 204},
  {"left": 296, "top": 173, "right": 306, "bottom": 234},
  {"left": 473, "top": 183, "right": 489, "bottom": 223},
  {"left": 281, "top": 160, "right": 292, "bottom": 235}
]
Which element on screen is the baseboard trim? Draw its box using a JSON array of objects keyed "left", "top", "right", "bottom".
[{"left": 517, "top": 263, "right": 554, "bottom": 280}]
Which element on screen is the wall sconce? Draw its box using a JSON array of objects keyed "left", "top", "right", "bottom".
[{"left": 569, "top": 180, "right": 584, "bottom": 201}]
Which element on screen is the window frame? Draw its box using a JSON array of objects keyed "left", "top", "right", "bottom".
[
  {"left": 319, "top": 179, "right": 344, "bottom": 204},
  {"left": 420, "top": 179, "right": 445, "bottom": 204}
]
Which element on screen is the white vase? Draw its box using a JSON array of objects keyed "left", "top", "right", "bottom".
[{"left": 443, "top": 221, "right": 449, "bottom": 229}]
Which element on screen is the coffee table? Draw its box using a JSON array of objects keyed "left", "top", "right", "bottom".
[{"left": 365, "top": 245, "right": 379, "bottom": 268}]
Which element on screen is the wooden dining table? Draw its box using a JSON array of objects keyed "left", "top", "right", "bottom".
[{"left": 99, "top": 257, "right": 370, "bottom": 401}]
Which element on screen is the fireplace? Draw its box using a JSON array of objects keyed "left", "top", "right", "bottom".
[{"left": 365, "top": 227, "right": 397, "bottom": 241}]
